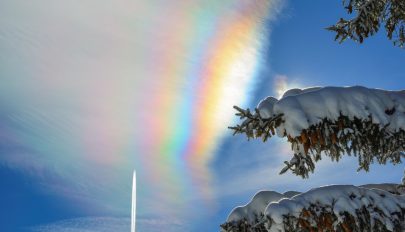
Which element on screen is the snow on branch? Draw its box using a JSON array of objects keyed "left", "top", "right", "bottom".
[
  {"left": 221, "top": 185, "right": 405, "bottom": 232},
  {"left": 229, "top": 86, "right": 405, "bottom": 178},
  {"left": 221, "top": 191, "right": 287, "bottom": 232},
  {"left": 265, "top": 185, "right": 405, "bottom": 232}
]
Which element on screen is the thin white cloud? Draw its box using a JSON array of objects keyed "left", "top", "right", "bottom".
[
  {"left": 30, "top": 217, "right": 189, "bottom": 232},
  {"left": 0, "top": 0, "right": 302, "bottom": 230}
]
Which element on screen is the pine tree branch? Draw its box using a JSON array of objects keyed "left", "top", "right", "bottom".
[
  {"left": 328, "top": 0, "right": 405, "bottom": 47},
  {"left": 230, "top": 105, "right": 405, "bottom": 178},
  {"left": 228, "top": 105, "right": 283, "bottom": 142}
]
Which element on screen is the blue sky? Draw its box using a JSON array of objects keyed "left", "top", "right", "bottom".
[{"left": 0, "top": 1, "right": 404, "bottom": 231}]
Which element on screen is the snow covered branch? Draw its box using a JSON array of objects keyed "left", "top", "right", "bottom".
[
  {"left": 327, "top": 0, "right": 405, "bottom": 47},
  {"left": 221, "top": 185, "right": 405, "bottom": 232},
  {"left": 229, "top": 86, "right": 405, "bottom": 178}
]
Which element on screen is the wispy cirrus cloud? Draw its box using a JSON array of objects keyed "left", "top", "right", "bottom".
[
  {"left": 30, "top": 216, "right": 190, "bottom": 232},
  {"left": 0, "top": 0, "right": 286, "bottom": 219}
]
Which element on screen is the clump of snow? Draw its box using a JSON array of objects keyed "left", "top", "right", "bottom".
[
  {"left": 222, "top": 184, "right": 405, "bottom": 232},
  {"left": 257, "top": 96, "right": 278, "bottom": 119},
  {"left": 265, "top": 185, "right": 405, "bottom": 232},
  {"left": 257, "top": 86, "right": 405, "bottom": 137},
  {"left": 281, "top": 87, "right": 322, "bottom": 99},
  {"left": 226, "top": 190, "right": 285, "bottom": 224}
]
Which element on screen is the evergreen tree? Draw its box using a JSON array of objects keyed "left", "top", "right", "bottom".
[{"left": 328, "top": 0, "right": 405, "bottom": 47}]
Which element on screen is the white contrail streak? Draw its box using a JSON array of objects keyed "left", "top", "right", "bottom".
[{"left": 131, "top": 170, "right": 136, "bottom": 232}]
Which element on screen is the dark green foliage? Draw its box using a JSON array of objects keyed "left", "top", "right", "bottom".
[
  {"left": 327, "top": 0, "right": 405, "bottom": 47},
  {"left": 282, "top": 115, "right": 405, "bottom": 178}
]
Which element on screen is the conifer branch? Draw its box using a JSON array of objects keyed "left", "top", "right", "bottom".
[
  {"left": 228, "top": 105, "right": 283, "bottom": 142},
  {"left": 327, "top": 0, "right": 405, "bottom": 47},
  {"left": 230, "top": 105, "right": 405, "bottom": 178}
]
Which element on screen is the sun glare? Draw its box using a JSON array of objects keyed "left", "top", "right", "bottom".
[{"left": 273, "top": 75, "right": 303, "bottom": 99}]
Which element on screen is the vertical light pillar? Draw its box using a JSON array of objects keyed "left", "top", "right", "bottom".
[{"left": 131, "top": 170, "right": 136, "bottom": 232}]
